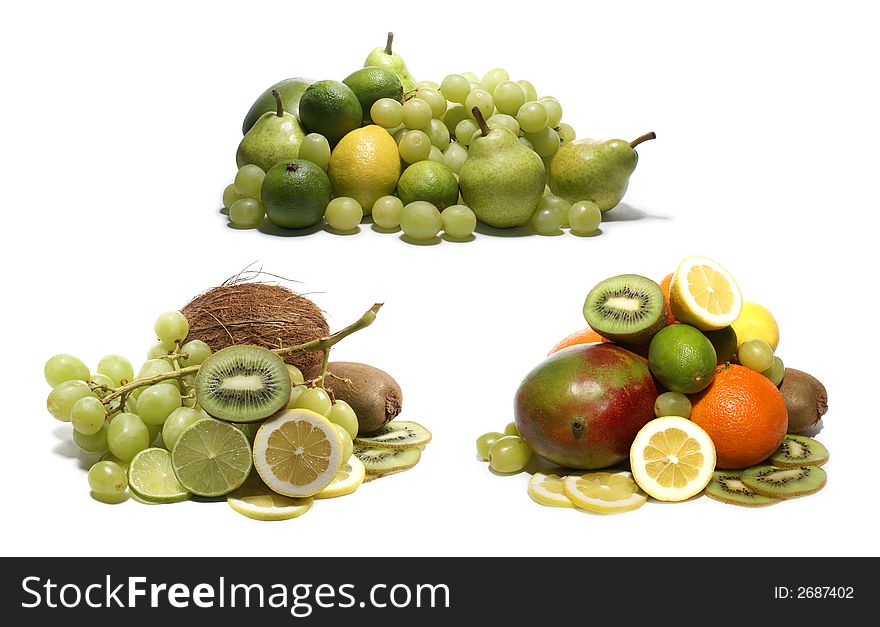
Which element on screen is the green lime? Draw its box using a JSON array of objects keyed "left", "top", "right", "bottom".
[
  {"left": 171, "top": 418, "right": 252, "bottom": 497},
  {"left": 261, "top": 160, "right": 332, "bottom": 230},
  {"left": 129, "top": 447, "right": 190, "bottom": 503},
  {"left": 298, "top": 80, "right": 363, "bottom": 147},
  {"left": 648, "top": 324, "right": 717, "bottom": 394},
  {"left": 396, "top": 160, "right": 460, "bottom": 209},
  {"left": 342, "top": 67, "right": 403, "bottom": 123},
  {"left": 703, "top": 326, "right": 738, "bottom": 365}
]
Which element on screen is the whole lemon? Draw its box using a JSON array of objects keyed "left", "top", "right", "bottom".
[
  {"left": 328, "top": 126, "right": 400, "bottom": 214},
  {"left": 730, "top": 302, "right": 779, "bottom": 350}
]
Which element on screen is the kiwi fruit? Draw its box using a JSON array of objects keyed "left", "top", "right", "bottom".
[
  {"left": 194, "top": 345, "right": 291, "bottom": 423},
  {"left": 324, "top": 362, "right": 402, "bottom": 435},
  {"left": 704, "top": 471, "right": 780, "bottom": 507},
  {"left": 768, "top": 434, "right": 829, "bottom": 468},
  {"left": 354, "top": 421, "right": 432, "bottom": 449},
  {"left": 741, "top": 465, "right": 826, "bottom": 499},
  {"left": 354, "top": 445, "right": 421, "bottom": 476},
  {"left": 583, "top": 274, "right": 668, "bottom": 345},
  {"left": 779, "top": 368, "right": 828, "bottom": 433}
]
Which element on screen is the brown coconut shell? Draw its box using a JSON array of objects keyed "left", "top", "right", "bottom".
[{"left": 180, "top": 275, "right": 329, "bottom": 379}]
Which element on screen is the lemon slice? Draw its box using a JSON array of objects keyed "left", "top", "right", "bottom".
[
  {"left": 316, "top": 456, "right": 366, "bottom": 499},
  {"left": 669, "top": 256, "right": 742, "bottom": 330},
  {"left": 227, "top": 480, "right": 313, "bottom": 521},
  {"left": 528, "top": 473, "right": 574, "bottom": 508},
  {"left": 129, "top": 448, "right": 189, "bottom": 503},
  {"left": 562, "top": 472, "right": 647, "bottom": 514},
  {"left": 630, "top": 416, "right": 716, "bottom": 501},
  {"left": 253, "top": 408, "right": 344, "bottom": 498}
]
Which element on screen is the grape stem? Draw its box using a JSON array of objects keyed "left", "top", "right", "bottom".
[
  {"left": 99, "top": 303, "right": 383, "bottom": 406},
  {"left": 472, "top": 107, "right": 491, "bottom": 137},
  {"left": 384, "top": 32, "right": 394, "bottom": 55},
  {"left": 272, "top": 89, "right": 284, "bottom": 117},
  {"left": 630, "top": 132, "right": 656, "bottom": 148}
]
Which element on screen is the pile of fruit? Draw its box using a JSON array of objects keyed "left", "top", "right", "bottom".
[
  {"left": 222, "top": 33, "right": 654, "bottom": 241},
  {"left": 477, "top": 256, "right": 829, "bottom": 513},
  {"left": 43, "top": 277, "right": 431, "bottom": 521}
]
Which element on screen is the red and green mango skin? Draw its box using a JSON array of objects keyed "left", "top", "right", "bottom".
[{"left": 514, "top": 343, "right": 658, "bottom": 470}]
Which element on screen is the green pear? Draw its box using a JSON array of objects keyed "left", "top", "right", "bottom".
[
  {"left": 459, "top": 109, "right": 546, "bottom": 228},
  {"left": 241, "top": 77, "right": 314, "bottom": 135},
  {"left": 548, "top": 132, "right": 655, "bottom": 211},
  {"left": 236, "top": 89, "right": 306, "bottom": 172},
  {"left": 363, "top": 32, "right": 416, "bottom": 93}
]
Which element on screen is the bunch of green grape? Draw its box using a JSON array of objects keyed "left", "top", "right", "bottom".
[
  {"left": 476, "top": 421, "right": 533, "bottom": 474},
  {"left": 223, "top": 164, "right": 267, "bottom": 228}
]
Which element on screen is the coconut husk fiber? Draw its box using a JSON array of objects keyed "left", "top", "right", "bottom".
[{"left": 180, "top": 273, "right": 329, "bottom": 379}]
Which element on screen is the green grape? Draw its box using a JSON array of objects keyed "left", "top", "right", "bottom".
[
  {"left": 516, "top": 101, "right": 548, "bottom": 133},
  {"left": 229, "top": 198, "right": 265, "bottom": 228},
  {"left": 333, "top": 424, "right": 354, "bottom": 462},
  {"left": 146, "top": 343, "right": 169, "bottom": 360},
  {"left": 476, "top": 431, "right": 505, "bottom": 461},
  {"left": 325, "top": 197, "right": 364, "bottom": 231},
  {"left": 487, "top": 113, "right": 520, "bottom": 135},
  {"left": 136, "top": 383, "right": 182, "bottom": 426},
  {"left": 293, "top": 387, "right": 332, "bottom": 416},
  {"left": 96, "top": 354, "right": 134, "bottom": 387},
  {"left": 525, "top": 127, "right": 560, "bottom": 158},
  {"left": 137, "top": 358, "right": 175, "bottom": 383},
  {"left": 481, "top": 67, "right": 509, "bottom": 94},
  {"left": 71, "top": 396, "right": 107, "bottom": 435},
  {"left": 161, "top": 406, "right": 203, "bottom": 450},
  {"left": 557, "top": 122, "right": 576, "bottom": 144},
  {"left": 518, "top": 137, "right": 534, "bottom": 151},
  {"left": 531, "top": 206, "right": 564, "bottom": 235},
  {"left": 402, "top": 98, "right": 432, "bottom": 130},
  {"left": 146, "top": 422, "right": 162, "bottom": 444},
  {"left": 234, "top": 164, "right": 265, "bottom": 198},
  {"left": 492, "top": 81, "right": 526, "bottom": 116},
  {"left": 88, "top": 461, "right": 127, "bottom": 499},
  {"left": 286, "top": 364, "right": 305, "bottom": 385},
  {"left": 328, "top": 400, "right": 359, "bottom": 439},
  {"left": 543, "top": 184, "right": 552, "bottom": 196},
  {"left": 107, "top": 413, "right": 150, "bottom": 461},
  {"left": 654, "top": 392, "right": 692, "bottom": 418},
  {"left": 88, "top": 373, "right": 114, "bottom": 395},
  {"left": 47, "top": 380, "right": 96, "bottom": 422},
  {"left": 298, "top": 133, "right": 331, "bottom": 169},
  {"left": 222, "top": 183, "right": 244, "bottom": 209},
  {"left": 371, "top": 98, "right": 404, "bottom": 128},
  {"left": 443, "top": 105, "right": 470, "bottom": 136},
  {"left": 488, "top": 436, "right": 532, "bottom": 473},
  {"left": 443, "top": 142, "right": 468, "bottom": 175},
  {"left": 738, "top": 339, "right": 775, "bottom": 372},
  {"left": 288, "top": 384, "right": 308, "bottom": 409},
  {"left": 441, "top": 205, "right": 477, "bottom": 239},
  {"left": 154, "top": 311, "right": 189, "bottom": 347},
  {"left": 517, "top": 79, "right": 538, "bottom": 102},
  {"left": 762, "top": 356, "right": 785, "bottom": 386},
  {"left": 461, "top": 71, "right": 480, "bottom": 83},
  {"left": 540, "top": 195, "right": 572, "bottom": 227},
  {"left": 44, "top": 354, "right": 90, "bottom": 387},
  {"left": 469, "top": 81, "right": 482, "bottom": 92},
  {"left": 504, "top": 421, "right": 519, "bottom": 436},
  {"left": 465, "top": 90, "right": 494, "bottom": 120},
  {"left": 416, "top": 80, "right": 440, "bottom": 90},
  {"left": 569, "top": 200, "right": 602, "bottom": 234},
  {"left": 372, "top": 195, "right": 404, "bottom": 229},
  {"left": 393, "top": 127, "right": 409, "bottom": 145},
  {"left": 417, "top": 88, "right": 447, "bottom": 118},
  {"left": 427, "top": 146, "right": 445, "bottom": 163},
  {"left": 180, "top": 340, "right": 212, "bottom": 367},
  {"left": 73, "top": 422, "right": 108, "bottom": 453},
  {"left": 454, "top": 119, "right": 480, "bottom": 146},
  {"left": 426, "top": 118, "right": 451, "bottom": 149},
  {"left": 399, "top": 130, "right": 432, "bottom": 163},
  {"left": 440, "top": 74, "right": 471, "bottom": 104},
  {"left": 539, "top": 97, "right": 563, "bottom": 127},
  {"left": 401, "top": 201, "right": 442, "bottom": 241}
]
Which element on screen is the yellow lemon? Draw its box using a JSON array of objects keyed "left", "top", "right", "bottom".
[
  {"left": 328, "top": 125, "right": 401, "bottom": 213},
  {"left": 730, "top": 301, "right": 779, "bottom": 350}
]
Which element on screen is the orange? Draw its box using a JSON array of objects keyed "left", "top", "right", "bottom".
[
  {"left": 659, "top": 273, "right": 678, "bottom": 325},
  {"left": 548, "top": 327, "right": 607, "bottom": 355},
  {"left": 689, "top": 364, "right": 787, "bottom": 469}
]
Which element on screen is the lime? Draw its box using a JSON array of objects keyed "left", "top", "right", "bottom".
[
  {"left": 261, "top": 160, "right": 332, "bottom": 230},
  {"left": 342, "top": 67, "right": 404, "bottom": 123},
  {"left": 328, "top": 126, "right": 401, "bottom": 213},
  {"left": 648, "top": 324, "right": 717, "bottom": 394},
  {"left": 227, "top": 477, "right": 313, "bottom": 521},
  {"left": 315, "top": 456, "right": 366, "bottom": 499},
  {"left": 396, "top": 160, "right": 460, "bottom": 209},
  {"left": 171, "top": 418, "right": 253, "bottom": 497},
  {"left": 298, "top": 80, "right": 363, "bottom": 147},
  {"left": 129, "top": 447, "right": 189, "bottom": 503}
]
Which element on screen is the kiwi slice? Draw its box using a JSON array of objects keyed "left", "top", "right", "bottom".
[
  {"left": 354, "top": 445, "right": 421, "bottom": 476},
  {"left": 741, "top": 465, "right": 826, "bottom": 499},
  {"left": 704, "top": 471, "right": 780, "bottom": 507},
  {"left": 768, "top": 434, "right": 829, "bottom": 468},
  {"left": 583, "top": 274, "right": 668, "bottom": 345},
  {"left": 194, "top": 345, "right": 291, "bottom": 423},
  {"left": 354, "top": 420, "right": 432, "bottom": 449}
]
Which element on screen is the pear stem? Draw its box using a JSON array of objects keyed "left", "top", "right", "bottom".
[
  {"left": 385, "top": 32, "right": 394, "bottom": 55},
  {"left": 472, "top": 107, "right": 491, "bottom": 137},
  {"left": 272, "top": 89, "right": 284, "bottom": 117},
  {"left": 630, "top": 132, "right": 656, "bottom": 148}
]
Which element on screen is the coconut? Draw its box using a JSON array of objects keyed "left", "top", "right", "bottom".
[{"left": 180, "top": 273, "right": 329, "bottom": 379}]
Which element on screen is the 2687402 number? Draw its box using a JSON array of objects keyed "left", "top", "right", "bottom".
[{"left": 797, "top": 587, "right": 854, "bottom": 599}]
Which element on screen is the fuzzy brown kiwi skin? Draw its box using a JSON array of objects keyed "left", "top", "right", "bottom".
[
  {"left": 779, "top": 368, "right": 828, "bottom": 433},
  {"left": 324, "top": 362, "right": 402, "bottom": 435}
]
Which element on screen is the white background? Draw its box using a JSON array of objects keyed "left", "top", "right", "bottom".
[{"left": 2, "top": 1, "right": 877, "bottom": 557}]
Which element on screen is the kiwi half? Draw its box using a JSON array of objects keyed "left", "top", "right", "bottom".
[
  {"left": 741, "top": 465, "right": 826, "bottom": 499},
  {"left": 704, "top": 471, "right": 780, "bottom": 507},
  {"left": 583, "top": 274, "right": 667, "bottom": 345},
  {"left": 768, "top": 435, "right": 829, "bottom": 468},
  {"left": 195, "top": 345, "right": 291, "bottom": 423},
  {"left": 354, "top": 421, "right": 432, "bottom": 449},
  {"left": 354, "top": 445, "right": 421, "bottom": 476}
]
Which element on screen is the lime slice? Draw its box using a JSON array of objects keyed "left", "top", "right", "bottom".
[
  {"left": 528, "top": 473, "right": 574, "bottom": 508},
  {"left": 129, "top": 448, "right": 189, "bottom": 503},
  {"left": 316, "top": 455, "right": 366, "bottom": 499},
  {"left": 227, "top": 479, "right": 313, "bottom": 521},
  {"left": 171, "top": 418, "right": 253, "bottom": 497},
  {"left": 563, "top": 472, "right": 647, "bottom": 514}
]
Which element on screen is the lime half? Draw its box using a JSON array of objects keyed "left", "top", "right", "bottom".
[
  {"left": 129, "top": 448, "right": 189, "bottom": 503},
  {"left": 171, "top": 418, "right": 252, "bottom": 497}
]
